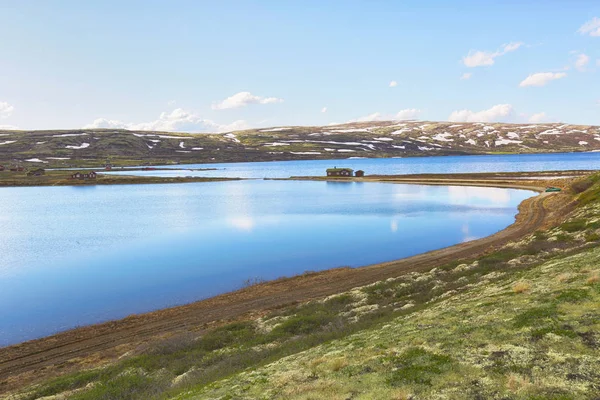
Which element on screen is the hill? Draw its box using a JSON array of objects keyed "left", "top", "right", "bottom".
[{"left": 1, "top": 121, "right": 600, "bottom": 168}]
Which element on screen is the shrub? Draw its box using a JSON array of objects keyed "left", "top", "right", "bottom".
[
  {"left": 559, "top": 219, "right": 587, "bottom": 233},
  {"left": 570, "top": 177, "right": 597, "bottom": 194},
  {"left": 586, "top": 271, "right": 599, "bottom": 285},
  {"left": 513, "top": 281, "right": 531, "bottom": 294},
  {"left": 555, "top": 289, "right": 591, "bottom": 303},
  {"left": 584, "top": 232, "right": 600, "bottom": 242},
  {"left": 385, "top": 347, "right": 453, "bottom": 387}
]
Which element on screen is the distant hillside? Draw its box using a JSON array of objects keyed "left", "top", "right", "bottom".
[{"left": 1, "top": 120, "right": 599, "bottom": 168}]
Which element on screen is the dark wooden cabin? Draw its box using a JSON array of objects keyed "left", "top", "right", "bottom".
[
  {"left": 326, "top": 167, "right": 353, "bottom": 177},
  {"left": 27, "top": 168, "right": 46, "bottom": 176}
]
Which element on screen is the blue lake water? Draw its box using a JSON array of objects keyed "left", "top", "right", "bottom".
[
  {"left": 0, "top": 179, "right": 533, "bottom": 346},
  {"left": 105, "top": 151, "right": 600, "bottom": 178}
]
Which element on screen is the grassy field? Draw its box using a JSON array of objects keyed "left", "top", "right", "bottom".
[
  {"left": 0, "top": 170, "right": 240, "bottom": 187},
  {"left": 6, "top": 174, "right": 600, "bottom": 399}
]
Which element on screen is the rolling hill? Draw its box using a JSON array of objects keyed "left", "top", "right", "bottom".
[{"left": 1, "top": 120, "right": 599, "bottom": 168}]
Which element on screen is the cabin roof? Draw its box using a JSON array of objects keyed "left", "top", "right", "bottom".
[{"left": 326, "top": 167, "right": 353, "bottom": 172}]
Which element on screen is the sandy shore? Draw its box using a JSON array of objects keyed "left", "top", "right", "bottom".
[{"left": 0, "top": 171, "right": 583, "bottom": 393}]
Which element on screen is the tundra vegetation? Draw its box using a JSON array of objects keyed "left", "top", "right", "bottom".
[
  {"left": 2, "top": 121, "right": 600, "bottom": 168},
  {"left": 7, "top": 175, "right": 600, "bottom": 400}
]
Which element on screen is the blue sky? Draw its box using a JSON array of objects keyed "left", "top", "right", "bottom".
[{"left": 0, "top": 0, "right": 599, "bottom": 132}]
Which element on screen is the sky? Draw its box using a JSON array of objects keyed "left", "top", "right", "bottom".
[{"left": 0, "top": 0, "right": 599, "bottom": 132}]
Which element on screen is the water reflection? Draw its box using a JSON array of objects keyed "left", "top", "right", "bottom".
[{"left": 0, "top": 180, "right": 534, "bottom": 345}]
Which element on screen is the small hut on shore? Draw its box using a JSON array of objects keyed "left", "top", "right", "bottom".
[
  {"left": 27, "top": 168, "right": 46, "bottom": 176},
  {"left": 326, "top": 167, "right": 353, "bottom": 177},
  {"left": 71, "top": 171, "right": 97, "bottom": 180},
  {"left": 355, "top": 170, "right": 365, "bottom": 177}
]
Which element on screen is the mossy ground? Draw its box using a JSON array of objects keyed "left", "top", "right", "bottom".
[{"left": 181, "top": 246, "right": 600, "bottom": 400}]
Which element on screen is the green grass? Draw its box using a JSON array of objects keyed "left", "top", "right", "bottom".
[
  {"left": 184, "top": 247, "right": 600, "bottom": 399},
  {"left": 385, "top": 347, "right": 454, "bottom": 387}
]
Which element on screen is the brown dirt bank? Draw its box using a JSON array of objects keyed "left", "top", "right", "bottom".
[{"left": 0, "top": 173, "right": 580, "bottom": 393}]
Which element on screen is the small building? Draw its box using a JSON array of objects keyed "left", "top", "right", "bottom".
[
  {"left": 0, "top": 165, "right": 4, "bottom": 171},
  {"left": 9, "top": 166, "right": 24, "bottom": 172},
  {"left": 71, "top": 171, "right": 97, "bottom": 180},
  {"left": 355, "top": 170, "right": 365, "bottom": 177},
  {"left": 326, "top": 167, "right": 354, "bottom": 177},
  {"left": 27, "top": 168, "right": 45, "bottom": 176}
]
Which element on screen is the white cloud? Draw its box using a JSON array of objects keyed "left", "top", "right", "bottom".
[
  {"left": 84, "top": 108, "right": 248, "bottom": 133},
  {"left": 448, "top": 104, "right": 514, "bottom": 123},
  {"left": 460, "top": 73, "right": 472, "bottom": 80},
  {"left": 321, "top": 107, "right": 327, "bottom": 113},
  {"left": 519, "top": 72, "right": 567, "bottom": 87},
  {"left": 528, "top": 112, "right": 549, "bottom": 123},
  {"left": 462, "top": 42, "right": 523, "bottom": 67},
  {"left": 395, "top": 108, "right": 421, "bottom": 120},
  {"left": 575, "top": 53, "right": 590, "bottom": 71},
  {"left": 389, "top": 80, "right": 398, "bottom": 87},
  {"left": 351, "top": 112, "right": 384, "bottom": 122},
  {"left": 578, "top": 17, "right": 600, "bottom": 37},
  {"left": 211, "top": 91, "right": 283, "bottom": 110},
  {"left": 167, "top": 100, "right": 176, "bottom": 106},
  {"left": 350, "top": 109, "right": 421, "bottom": 122},
  {"left": 0, "top": 102, "right": 14, "bottom": 118}
]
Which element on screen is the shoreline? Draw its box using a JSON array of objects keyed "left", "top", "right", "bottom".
[
  {"left": 0, "top": 172, "right": 580, "bottom": 392},
  {"left": 3, "top": 148, "right": 599, "bottom": 171},
  {"left": 0, "top": 173, "right": 244, "bottom": 188}
]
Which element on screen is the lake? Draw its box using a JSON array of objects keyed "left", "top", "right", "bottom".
[
  {"left": 105, "top": 151, "right": 600, "bottom": 179},
  {"left": 0, "top": 179, "right": 533, "bottom": 346}
]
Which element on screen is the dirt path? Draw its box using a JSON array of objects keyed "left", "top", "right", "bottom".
[{"left": 0, "top": 175, "right": 574, "bottom": 393}]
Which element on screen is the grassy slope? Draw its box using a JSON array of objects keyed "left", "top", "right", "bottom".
[
  {"left": 187, "top": 248, "right": 600, "bottom": 400},
  {"left": 9, "top": 176, "right": 600, "bottom": 400}
]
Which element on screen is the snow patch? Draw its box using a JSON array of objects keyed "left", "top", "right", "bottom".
[
  {"left": 0, "top": 140, "right": 16, "bottom": 145},
  {"left": 465, "top": 139, "right": 477, "bottom": 145},
  {"left": 224, "top": 133, "right": 240, "bottom": 143},
  {"left": 290, "top": 151, "right": 321, "bottom": 155},
  {"left": 263, "top": 142, "right": 290, "bottom": 146},
  {"left": 65, "top": 143, "right": 90, "bottom": 149},
  {"left": 337, "top": 149, "right": 356, "bottom": 152},
  {"left": 538, "top": 129, "right": 562, "bottom": 135},
  {"left": 432, "top": 132, "right": 454, "bottom": 142},
  {"left": 179, "top": 141, "right": 186, "bottom": 149},
  {"left": 260, "top": 127, "right": 291, "bottom": 132},
  {"left": 506, "top": 132, "right": 520, "bottom": 139},
  {"left": 52, "top": 133, "right": 88, "bottom": 137},
  {"left": 25, "top": 158, "right": 47, "bottom": 163},
  {"left": 390, "top": 128, "right": 411, "bottom": 135},
  {"left": 495, "top": 139, "right": 523, "bottom": 146},
  {"left": 192, "top": 147, "right": 204, "bottom": 150},
  {"left": 579, "top": 141, "right": 588, "bottom": 145},
  {"left": 329, "top": 129, "right": 370, "bottom": 133},
  {"left": 374, "top": 137, "right": 393, "bottom": 141}
]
